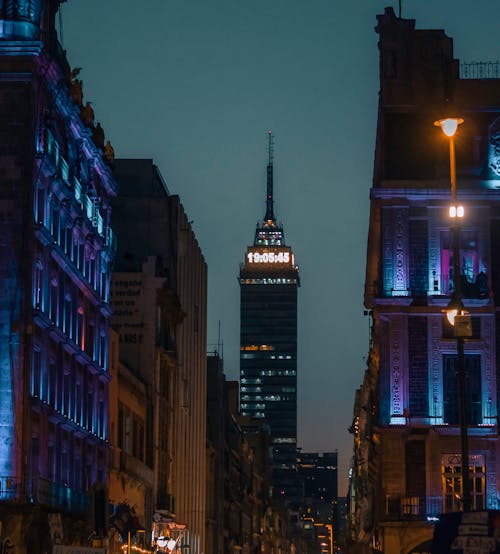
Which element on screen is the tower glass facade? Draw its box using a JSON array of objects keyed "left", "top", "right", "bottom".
[{"left": 239, "top": 134, "right": 299, "bottom": 498}]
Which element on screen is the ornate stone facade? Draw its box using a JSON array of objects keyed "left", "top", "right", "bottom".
[{"left": 350, "top": 7, "right": 500, "bottom": 554}]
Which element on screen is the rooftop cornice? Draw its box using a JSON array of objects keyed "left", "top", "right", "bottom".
[
  {"left": 37, "top": 52, "right": 119, "bottom": 198},
  {"left": 0, "top": 40, "right": 42, "bottom": 55},
  {"left": 371, "top": 183, "right": 500, "bottom": 200}
]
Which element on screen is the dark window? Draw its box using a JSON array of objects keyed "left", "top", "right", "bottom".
[
  {"left": 443, "top": 354, "right": 482, "bottom": 425},
  {"left": 406, "top": 441, "right": 426, "bottom": 497}
]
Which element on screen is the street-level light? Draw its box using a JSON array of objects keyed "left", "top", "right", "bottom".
[
  {"left": 434, "top": 117, "right": 463, "bottom": 200},
  {"left": 449, "top": 205, "right": 464, "bottom": 219},
  {"left": 435, "top": 114, "right": 472, "bottom": 512},
  {"left": 434, "top": 117, "right": 464, "bottom": 138}
]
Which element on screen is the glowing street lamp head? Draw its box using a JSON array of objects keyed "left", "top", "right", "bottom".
[
  {"left": 434, "top": 117, "right": 464, "bottom": 137},
  {"left": 449, "top": 205, "right": 465, "bottom": 218},
  {"left": 446, "top": 308, "right": 458, "bottom": 326},
  {"left": 445, "top": 294, "right": 465, "bottom": 326}
]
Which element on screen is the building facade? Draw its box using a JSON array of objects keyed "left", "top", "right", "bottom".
[
  {"left": 111, "top": 159, "right": 207, "bottom": 554},
  {"left": 350, "top": 8, "right": 500, "bottom": 554},
  {"left": 0, "top": 1, "right": 117, "bottom": 550},
  {"left": 108, "top": 328, "right": 154, "bottom": 552},
  {"left": 297, "top": 451, "right": 338, "bottom": 552},
  {"left": 239, "top": 133, "right": 300, "bottom": 500}
]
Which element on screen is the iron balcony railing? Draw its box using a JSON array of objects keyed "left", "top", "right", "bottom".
[
  {"left": 0, "top": 477, "right": 89, "bottom": 516},
  {"left": 384, "top": 495, "right": 443, "bottom": 521},
  {"left": 32, "top": 477, "right": 89, "bottom": 516},
  {"left": 0, "top": 476, "right": 21, "bottom": 500},
  {"left": 384, "top": 495, "right": 500, "bottom": 521}
]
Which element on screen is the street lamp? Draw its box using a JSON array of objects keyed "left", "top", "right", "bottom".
[{"left": 435, "top": 116, "right": 472, "bottom": 512}]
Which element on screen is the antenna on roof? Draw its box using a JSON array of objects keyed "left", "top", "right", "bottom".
[
  {"left": 265, "top": 130, "right": 275, "bottom": 222},
  {"left": 398, "top": 0, "right": 402, "bottom": 17}
]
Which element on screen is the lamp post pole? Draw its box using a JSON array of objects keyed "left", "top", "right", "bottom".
[
  {"left": 451, "top": 135, "right": 471, "bottom": 513},
  {"left": 436, "top": 116, "right": 471, "bottom": 512}
]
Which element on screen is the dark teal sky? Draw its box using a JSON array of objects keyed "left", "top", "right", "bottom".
[{"left": 62, "top": 0, "right": 499, "bottom": 493}]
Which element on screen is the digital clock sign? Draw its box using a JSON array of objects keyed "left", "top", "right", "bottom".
[{"left": 246, "top": 249, "right": 293, "bottom": 265}]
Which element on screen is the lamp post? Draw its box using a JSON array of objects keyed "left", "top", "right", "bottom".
[{"left": 435, "top": 116, "right": 472, "bottom": 512}]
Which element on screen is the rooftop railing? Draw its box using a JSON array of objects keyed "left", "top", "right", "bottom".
[{"left": 460, "top": 61, "right": 500, "bottom": 80}]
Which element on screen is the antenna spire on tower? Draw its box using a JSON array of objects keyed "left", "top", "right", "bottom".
[{"left": 265, "top": 130, "right": 275, "bottom": 223}]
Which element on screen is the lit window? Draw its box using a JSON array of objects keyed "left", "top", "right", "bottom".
[{"left": 442, "top": 454, "right": 485, "bottom": 512}]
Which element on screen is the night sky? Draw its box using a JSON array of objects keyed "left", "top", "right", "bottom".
[{"left": 62, "top": 0, "right": 500, "bottom": 494}]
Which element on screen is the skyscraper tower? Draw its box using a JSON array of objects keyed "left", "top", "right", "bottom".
[{"left": 239, "top": 132, "right": 300, "bottom": 499}]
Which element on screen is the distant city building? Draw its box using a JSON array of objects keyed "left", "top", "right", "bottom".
[
  {"left": 239, "top": 133, "right": 300, "bottom": 500},
  {"left": 206, "top": 354, "right": 277, "bottom": 554},
  {"left": 297, "top": 452, "right": 338, "bottom": 553},
  {"left": 350, "top": 7, "right": 500, "bottom": 554},
  {"left": 0, "top": 1, "right": 117, "bottom": 550},
  {"left": 297, "top": 451, "right": 338, "bottom": 514},
  {"left": 111, "top": 159, "right": 207, "bottom": 554},
  {"left": 205, "top": 352, "right": 226, "bottom": 554}
]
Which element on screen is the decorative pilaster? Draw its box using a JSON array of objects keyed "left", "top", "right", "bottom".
[
  {"left": 428, "top": 315, "right": 444, "bottom": 424},
  {"left": 382, "top": 207, "right": 409, "bottom": 296},
  {"left": 389, "top": 315, "right": 408, "bottom": 424},
  {"left": 481, "top": 315, "right": 496, "bottom": 424}
]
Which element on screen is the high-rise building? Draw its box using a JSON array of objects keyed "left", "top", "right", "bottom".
[
  {"left": 297, "top": 451, "right": 338, "bottom": 516},
  {"left": 111, "top": 159, "right": 207, "bottom": 554},
  {"left": 297, "top": 452, "right": 338, "bottom": 554},
  {"left": 0, "top": 1, "right": 117, "bottom": 550},
  {"left": 239, "top": 133, "right": 300, "bottom": 499},
  {"left": 350, "top": 8, "right": 500, "bottom": 554}
]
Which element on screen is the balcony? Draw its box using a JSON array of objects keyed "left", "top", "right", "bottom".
[
  {"left": 0, "top": 476, "right": 21, "bottom": 500},
  {"left": 32, "top": 477, "right": 89, "bottom": 516},
  {"left": 0, "top": 477, "right": 89, "bottom": 516},
  {"left": 439, "top": 272, "right": 488, "bottom": 299},
  {"left": 383, "top": 495, "right": 443, "bottom": 521}
]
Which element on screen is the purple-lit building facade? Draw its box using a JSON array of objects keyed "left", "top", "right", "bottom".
[
  {"left": 0, "top": 1, "right": 116, "bottom": 550},
  {"left": 350, "top": 8, "right": 500, "bottom": 554}
]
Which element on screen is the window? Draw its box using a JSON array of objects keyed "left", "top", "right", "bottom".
[
  {"left": 48, "top": 360, "right": 57, "bottom": 407},
  {"left": 75, "top": 367, "right": 82, "bottom": 425},
  {"left": 32, "top": 349, "right": 41, "bottom": 397},
  {"left": 440, "top": 230, "right": 486, "bottom": 298},
  {"left": 86, "top": 382, "right": 94, "bottom": 432},
  {"left": 442, "top": 454, "right": 485, "bottom": 512},
  {"left": 77, "top": 242, "right": 85, "bottom": 271},
  {"left": 118, "top": 404, "right": 124, "bottom": 449},
  {"left": 99, "top": 333, "right": 107, "bottom": 370},
  {"left": 85, "top": 319, "right": 94, "bottom": 359},
  {"left": 117, "top": 402, "right": 145, "bottom": 461},
  {"left": 35, "top": 185, "right": 46, "bottom": 225},
  {"left": 49, "top": 276, "right": 59, "bottom": 324},
  {"left": 63, "top": 285, "right": 72, "bottom": 338},
  {"left": 63, "top": 371, "right": 71, "bottom": 417},
  {"left": 33, "top": 258, "right": 43, "bottom": 309},
  {"left": 50, "top": 204, "right": 60, "bottom": 243},
  {"left": 76, "top": 305, "right": 84, "bottom": 349},
  {"left": 124, "top": 409, "right": 131, "bottom": 453},
  {"left": 443, "top": 354, "right": 482, "bottom": 425},
  {"left": 98, "top": 385, "right": 106, "bottom": 439}
]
